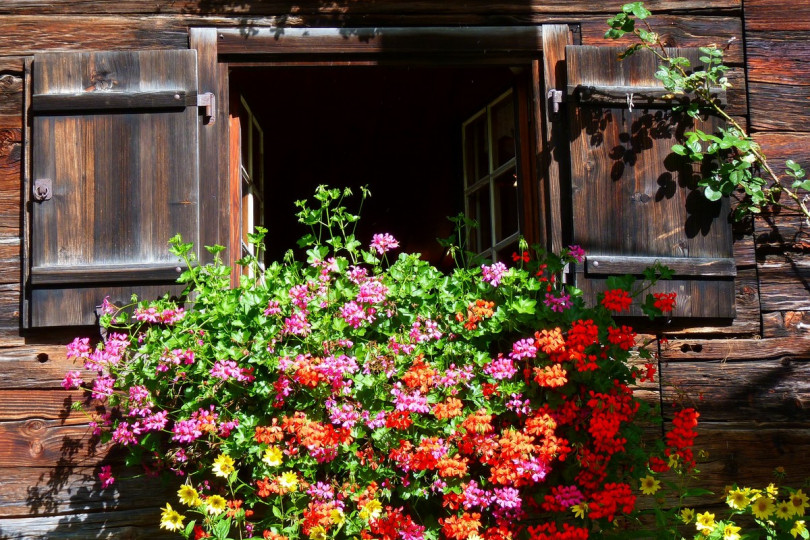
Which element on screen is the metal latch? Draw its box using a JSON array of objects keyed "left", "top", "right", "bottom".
[
  {"left": 197, "top": 92, "right": 216, "bottom": 125},
  {"left": 547, "top": 89, "right": 565, "bottom": 114},
  {"left": 33, "top": 178, "right": 52, "bottom": 202}
]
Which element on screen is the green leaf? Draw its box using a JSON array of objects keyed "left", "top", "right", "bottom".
[
  {"left": 671, "top": 144, "right": 686, "bottom": 156},
  {"left": 703, "top": 185, "right": 723, "bottom": 201}
]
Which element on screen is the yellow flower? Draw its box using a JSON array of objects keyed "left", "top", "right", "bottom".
[
  {"left": 331, "top": 508, "right": 346, "bottom": 526},
  {"left": 278, "top": 471, "right": 298, "bottom": 492},
  {"left": 639, "top": 475, "right": 661, "bottom": 495},
  {"left": 680, "top": 508, "right": 695, "bottom": 524},
  {"left": 263, "top": 446, "right": 284, "bottom": 467},
  {"left": 177, "top": 484, "right": 201, "bottom": 507},
  {"left": 778, "top": 500, "right": 795, "bottom": 520},
  {"left": 695, "top": 511, "right": 715, "bottom": 533},
  {"left": 752, "top": 495, "right": 776, "bottom": 520},
  {"left": 667, "top": 453, "right": 681, "bottom": 469},
  {"left": 727, "top": 489, "right": 750, "bottom": 510},
  {"left": 212, "top": 454, "right": 236, "bottom": 478},
  {"left": 790, "top": 490, "right": 810, "bottom": 516},
  {"left": 722, "top": 523, "right": 741, "bottom": 540},
  {"left": 359, "top": 499, "right": 383, "bottom": 521},
  {"left": 309, "top": 525, "right": 327, "bottom": 540},
  {"left": 767, "top": 483, "right": 780, "bottom": 497},
  {"left": 160, "top": 503, "right": 185, "bottom": 532},
  {"left": 792, "top": 520, "right": 807, "bottom": 538},
  {"left": 206, "top": 494, "right": 227, "bottom": 515},
  {"left": 572, "top": 503, "right": 587, "bottom": 519}
]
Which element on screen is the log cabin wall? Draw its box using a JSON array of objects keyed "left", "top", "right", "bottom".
[{"left": 0, "top": 0, "right": 805, "bottom": 537}]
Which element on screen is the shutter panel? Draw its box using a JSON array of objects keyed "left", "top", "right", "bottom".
[
  {"left": 27, "top": 50, "right": 199, "bottom": 327},
  {"left": 566, "top": 46, "right": 736, "bottom": 318}
]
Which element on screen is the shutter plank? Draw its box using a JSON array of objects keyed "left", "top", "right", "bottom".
[
  {"left": 566, "top": 46, "right": 735, "bottom": 318},
  {"left": 28, "top": 50, "right": 199, "bottom": 327}
]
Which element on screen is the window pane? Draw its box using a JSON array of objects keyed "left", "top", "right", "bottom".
[
  {"left": 464, "top": 113, "right": 489, "bottom": 185},
  {"left": 496, "top": 238, "right": 520, "bottom": 263},
  {"left": 493, "top": 167, "right": 519, "bottom": 243},
  {"left": 466, "top": 187, "right": 492, "bottom": 254},
  {"left": 490, "top": 92, "right": 516, "bottom": 169}
]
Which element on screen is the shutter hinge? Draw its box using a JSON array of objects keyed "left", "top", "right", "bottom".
[
  {"left": 197, "top": 92, "right": 216, "bottom": 125},
  {"left": 547, "top": 89, "right": 565, "bottom": 114}
]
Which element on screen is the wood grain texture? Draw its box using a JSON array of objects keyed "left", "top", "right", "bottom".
[
  {"left": 750, "top": 132, "right": 810, "bottom": 214},
  {"left": 580, "top": 15, "right": 744, "bottom": 65},
  {"left": 749, "top": 82, "right": 810, "bottom": 132},
  {"left": 661, "top": 359, "right": 810, "bottom": 422},
  {"left": 28, "top": 50, "right": 199, "bottom": 327},
  {"left": 763, "top": 311, "right": 810, "bottom": 338},
  {"left": 567, "top": 46, "right": 736, "bottom": 318},
  {"left": 0, "top": 0, "right": 741, "bottom": 16},
  {"left": 541, "top": 24, "right": 573, "bottom": 253},
  {"left": 0, "top": 16, "right": 187, "bottom": 55},
  {"left": 191, "top": 28, "right": 231, "bottom": 264},
  {"left": 745, "top": 0, "right": 810, "bottom": 31},
  {"left": 756, "top": 251, "right": 810, "bottom": 311},
  {"left": 0, "top": 465, "right": 177, "bottom": 520},
  {"left": 746, "top": 32, "right": 810, "bottom": 86},
  {"left": 690, "top": 422, "right": 810, "bottom": 492},
  {"left": 0, "top": 344, "right": 95, "bottom": 389},
  {"left": 650, "top": 267, "right": 760, "bottom": 336},
  {"left": 660, "top": 336, "right": 810, "bottom": 361},
  {"left": 0, "top": 505, "right": 172, "bottom": 539},
  {"left": 0, "top": 419, "right": 111, "bottom": 468}
]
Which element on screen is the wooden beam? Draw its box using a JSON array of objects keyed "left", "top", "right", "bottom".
[
  {"left": 29, "top": 264, "right": 188, "bottom": 286},
  {"left": 585, "top": 255, "right": 737, "bottom": 276},
  {"left": 540, "top": 24, "right": 573, "bottom": 253},
  {"left": 217, "top": 26, "right": 544, "bottom": 58},
  {"left": 31, "top": 90, "right": 195, "bottom": 113}
]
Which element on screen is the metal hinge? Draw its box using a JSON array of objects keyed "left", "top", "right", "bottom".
[
  {"left": 547, "top": 89, "right": 565, "bottom": 114},
  {"left": 197, "top": 92, "right": 216, "bottom": 125}
]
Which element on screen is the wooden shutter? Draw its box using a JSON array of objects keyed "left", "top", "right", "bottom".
[
  {"left": 27, "top": 50, "right": 200, "bottom": 327},
  {"left": 566, "top": 46, "right": 735, "bottom": 318}
]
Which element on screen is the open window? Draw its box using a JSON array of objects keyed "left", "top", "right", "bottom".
[{"left": 22, "top": 27, "right": 738, "bottom": 327}]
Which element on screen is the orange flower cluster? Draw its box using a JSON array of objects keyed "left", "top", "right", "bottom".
[
  {"left": 456, "top": 299, "right": 496, "bottom": 330},
  {"left": 401, "top": 357, "right": 437, "bottom": 392}
]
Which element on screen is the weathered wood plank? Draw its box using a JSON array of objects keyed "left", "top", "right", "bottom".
[
  {"left": 657, "top": 267, "right": 759, "bottom": 336},
  {"left": 0, "top": 505, "right": 172, "bottom": 539},
  {"left": 586, "top": 255, "right": 736, "bottom": 276},
  {"left": 749, "top": 82, "right": 810, "bottom": 132},
  {"left": 746, "top": 32, "right": 810, "bottom": 86},
  {"left": 763, "top": 311, "right": 810, "bottom": 338},
  {"left": 580, "top": 15, "right": 744, "bottom": 65},
  {"left": 219, "top": 26, "right": 546, "bottom": 58},
  {"left": 689, "top": 422, "right": 810, "bottom": 493},
  {"left": 660, "top": 336, "right": 810, "bottom": 361},
  {"left": 0, "top": 465, "right": 178, "bottom": 520},
  {"left": 0, "top": 242, "right": 20, "bottom": 284},
  {"left": 0, "top": 283, "right": 21, "bottom": 338},
  {"left": 0, "top": 1, "right": 742, "bottom": 16},
  {"left": 661, "top": 359, "right": 810, "bottom": 422},
  {"left": 0, "top": 344, "right": 95, "bottom": 389},
  {"left": 745, "top": 0, "right": 810, "bottom": 31},
  {"left": 0, "top": 419, "right": 111, "bottom": 468},
  {"left": 749, "top": 133, "right": 810, "bottom": 214},
  {"left": 0, "top": 16, "right": 187, "bottom": 55},
  {"left": 0, "top": 390, "right": 95, "bottom": 423},
  {"left": 755, "top": 214, "right": 810, "bottom": 252},
  {"left": 757, "top": 253, "right": 810, "bottom": 311}
]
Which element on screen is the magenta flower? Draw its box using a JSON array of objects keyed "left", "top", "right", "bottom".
[
  {"left": 98, "top": 465, "right": 115, "bottom": 488},
  {"left": 567, "top": 244, "right": 586, "bottom": 263},
  {"left": 481, "top": 262, "right": 508, "bottom": 287},
  {"left": 61, "top": 370, "right": 83, "bottom": 390},
  {"left": 370, "top": 233, "right": 400, "bottom": 255},
  {"left": 484, "top": 354, "right": 517, "bottom": 380},
  {"left": 544, "top": 291, "right": 572, "bottom": 313}
]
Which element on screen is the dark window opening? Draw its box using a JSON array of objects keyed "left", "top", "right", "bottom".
[{"left": 229, "top": 66, "right": 520, "bottom": 267}]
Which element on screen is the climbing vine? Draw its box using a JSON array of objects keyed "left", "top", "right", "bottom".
[{"left": 606, "top": 2, "right": 810, "bottom": 223}]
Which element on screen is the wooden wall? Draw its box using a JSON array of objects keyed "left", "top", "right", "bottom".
[{"left": 0, "top": 0, "right": 808, "bottom": 537}]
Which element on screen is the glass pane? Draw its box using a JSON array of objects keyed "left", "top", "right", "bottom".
[
  {"left": 466, "top": 187, "right": 492, "bottom": 253},
  {"left": 493, "top": 167, "right": 519, "bottom": 243},
  {"left": 464, "top": 113, "right": 489, "bottom": 185},
  {"left": 490, "top": 92, "right": 516, "bottom": 169}
]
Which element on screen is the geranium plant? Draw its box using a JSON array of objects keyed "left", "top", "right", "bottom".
[{"left": 64, "top": 186, "right": 692, "bottom": 540}]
